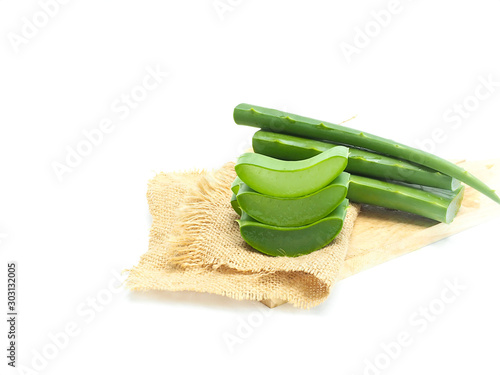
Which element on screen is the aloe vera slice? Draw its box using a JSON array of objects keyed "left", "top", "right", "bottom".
[
  {"left": 235, "top": 146, "right": 349, "bottom": 197},
  {"left": 347, "top": 175, "right": 465, "bottom": 223},
  {"left": 238, "top": 199, "right": 349, "bottom": 257},
  {"left": 230, "top": 193, "right": 242, "bottom": 215},
  {"left": 237, "top": 172, "right": 349, "bottom": 227},
  {"left": 252, "top": 130, "right": 461, "bottom": 191},
  {"left": 231, "top": 176, "right": 242, "bottom": 194}
]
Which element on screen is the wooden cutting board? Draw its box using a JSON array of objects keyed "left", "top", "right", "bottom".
[{"left": 261, "top": 159, "right": 500, "bottom": 308}]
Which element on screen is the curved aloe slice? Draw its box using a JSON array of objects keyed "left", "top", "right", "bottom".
[
  {"left": 230, "top": 193, "right": 241, "bottom": 215},
  {"left": 231, "top": 176, "right": 243, "bottom": 194},
  {"left": 234, "top": 104, "right": 499, "bottom": 203},
  {"left": 238, "top": 199, "right": 349, "bottom": 257},
  {"left": 252, "top": 130, "right": 461, "bottom": 191},
  {"left": 347, "top": 175, "right": 465, "bottom": 223},
  {"left": 237, "top": 172, "right": 349, "bottom": 227},
  {"left": 235, "top": 146, "right": 348, "bottom": 197}
]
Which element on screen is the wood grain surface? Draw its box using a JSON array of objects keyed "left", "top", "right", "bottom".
[{"left": 261, "top": 159, "right": 500, "bottom": 308}]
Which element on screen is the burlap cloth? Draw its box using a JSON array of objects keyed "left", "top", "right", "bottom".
[{"left": 125, "top": 162, "right": 360, "bottom": 308}]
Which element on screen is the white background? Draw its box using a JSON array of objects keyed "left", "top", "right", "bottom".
[{"left": 1, "top": 0, "right": 500, "bottom": 374}]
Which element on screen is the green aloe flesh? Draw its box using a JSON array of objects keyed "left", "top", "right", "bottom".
[
  {"left": 230, "top": 193, "right": 242, "bottom": 215},
  {"left": 235, "top": 146, "right": 348, "bottom": 197},
  {"left": 231, "top": 176, "right": 243, "bottom": 194},
  {"left": 252, "top": 130, "right": 461, "bottom": 191},
  {"left": 234, "top": 104, "right": 500, "bottom": 204},
  {"left": 237, "top": 172, "right": 349, "bottom": 227},
  {"left": 238, "top": 199, "right": 349, "bottom": 257},
  {"left": 347, "top": 175, "right": 465, "bottom": 223}
]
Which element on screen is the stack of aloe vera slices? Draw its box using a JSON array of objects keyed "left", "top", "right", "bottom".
[
  {"left": 231, "top": 147, "right": 350, "bottom": 257},
  {"left": 231, "top": 104, "right": 500, "bottom": 257}
]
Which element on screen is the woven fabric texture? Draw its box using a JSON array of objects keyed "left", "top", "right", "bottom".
[{"left": 126, "top": 162, "right": 360, "bottom": 308}]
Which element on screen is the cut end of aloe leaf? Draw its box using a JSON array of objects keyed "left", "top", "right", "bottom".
[
  {"left": 450, "top": 178, "right": 462, "bottom": 191},
  {"left": 445, "top": 186, "right": 465, "bottom": 224}
]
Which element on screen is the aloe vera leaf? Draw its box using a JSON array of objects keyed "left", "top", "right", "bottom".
[
  {"left": 237, "top": 172, "right": 349, "bottom": 227},
  {"left": 234, "top": 104, "right": 499, "bottom": 204},
  {"left": 252, "top": 130, "right": 461, "bottom": 191},
  {"left": 235, "top": 146, "right": 348, "bottom": 198},
  {"left": 347, "top": 175, "right": 465, "bottom": 223},
  {"left": 230, "top": 193, "right": 242, "bottom": 215},
  {"left": 238, "top": 199, "right": 349, "bottom": 257}
]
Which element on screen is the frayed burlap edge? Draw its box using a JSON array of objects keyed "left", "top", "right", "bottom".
[
  {"left": 125, "top": 164, "right": 360, "bottom": 309},
  {"left": 169, "top": 163, "right": 360, "bottom": 285}
]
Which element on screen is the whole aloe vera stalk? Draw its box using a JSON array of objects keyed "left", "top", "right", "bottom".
[
  {"left": 252, "top": 130, "right": 461, "bottom": 191},
  {"left": 234, "top": 104, "right": 500, "bottom": 204},
  {"left": 347, "top": 175, "right": 465, "bottom": 223}
]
